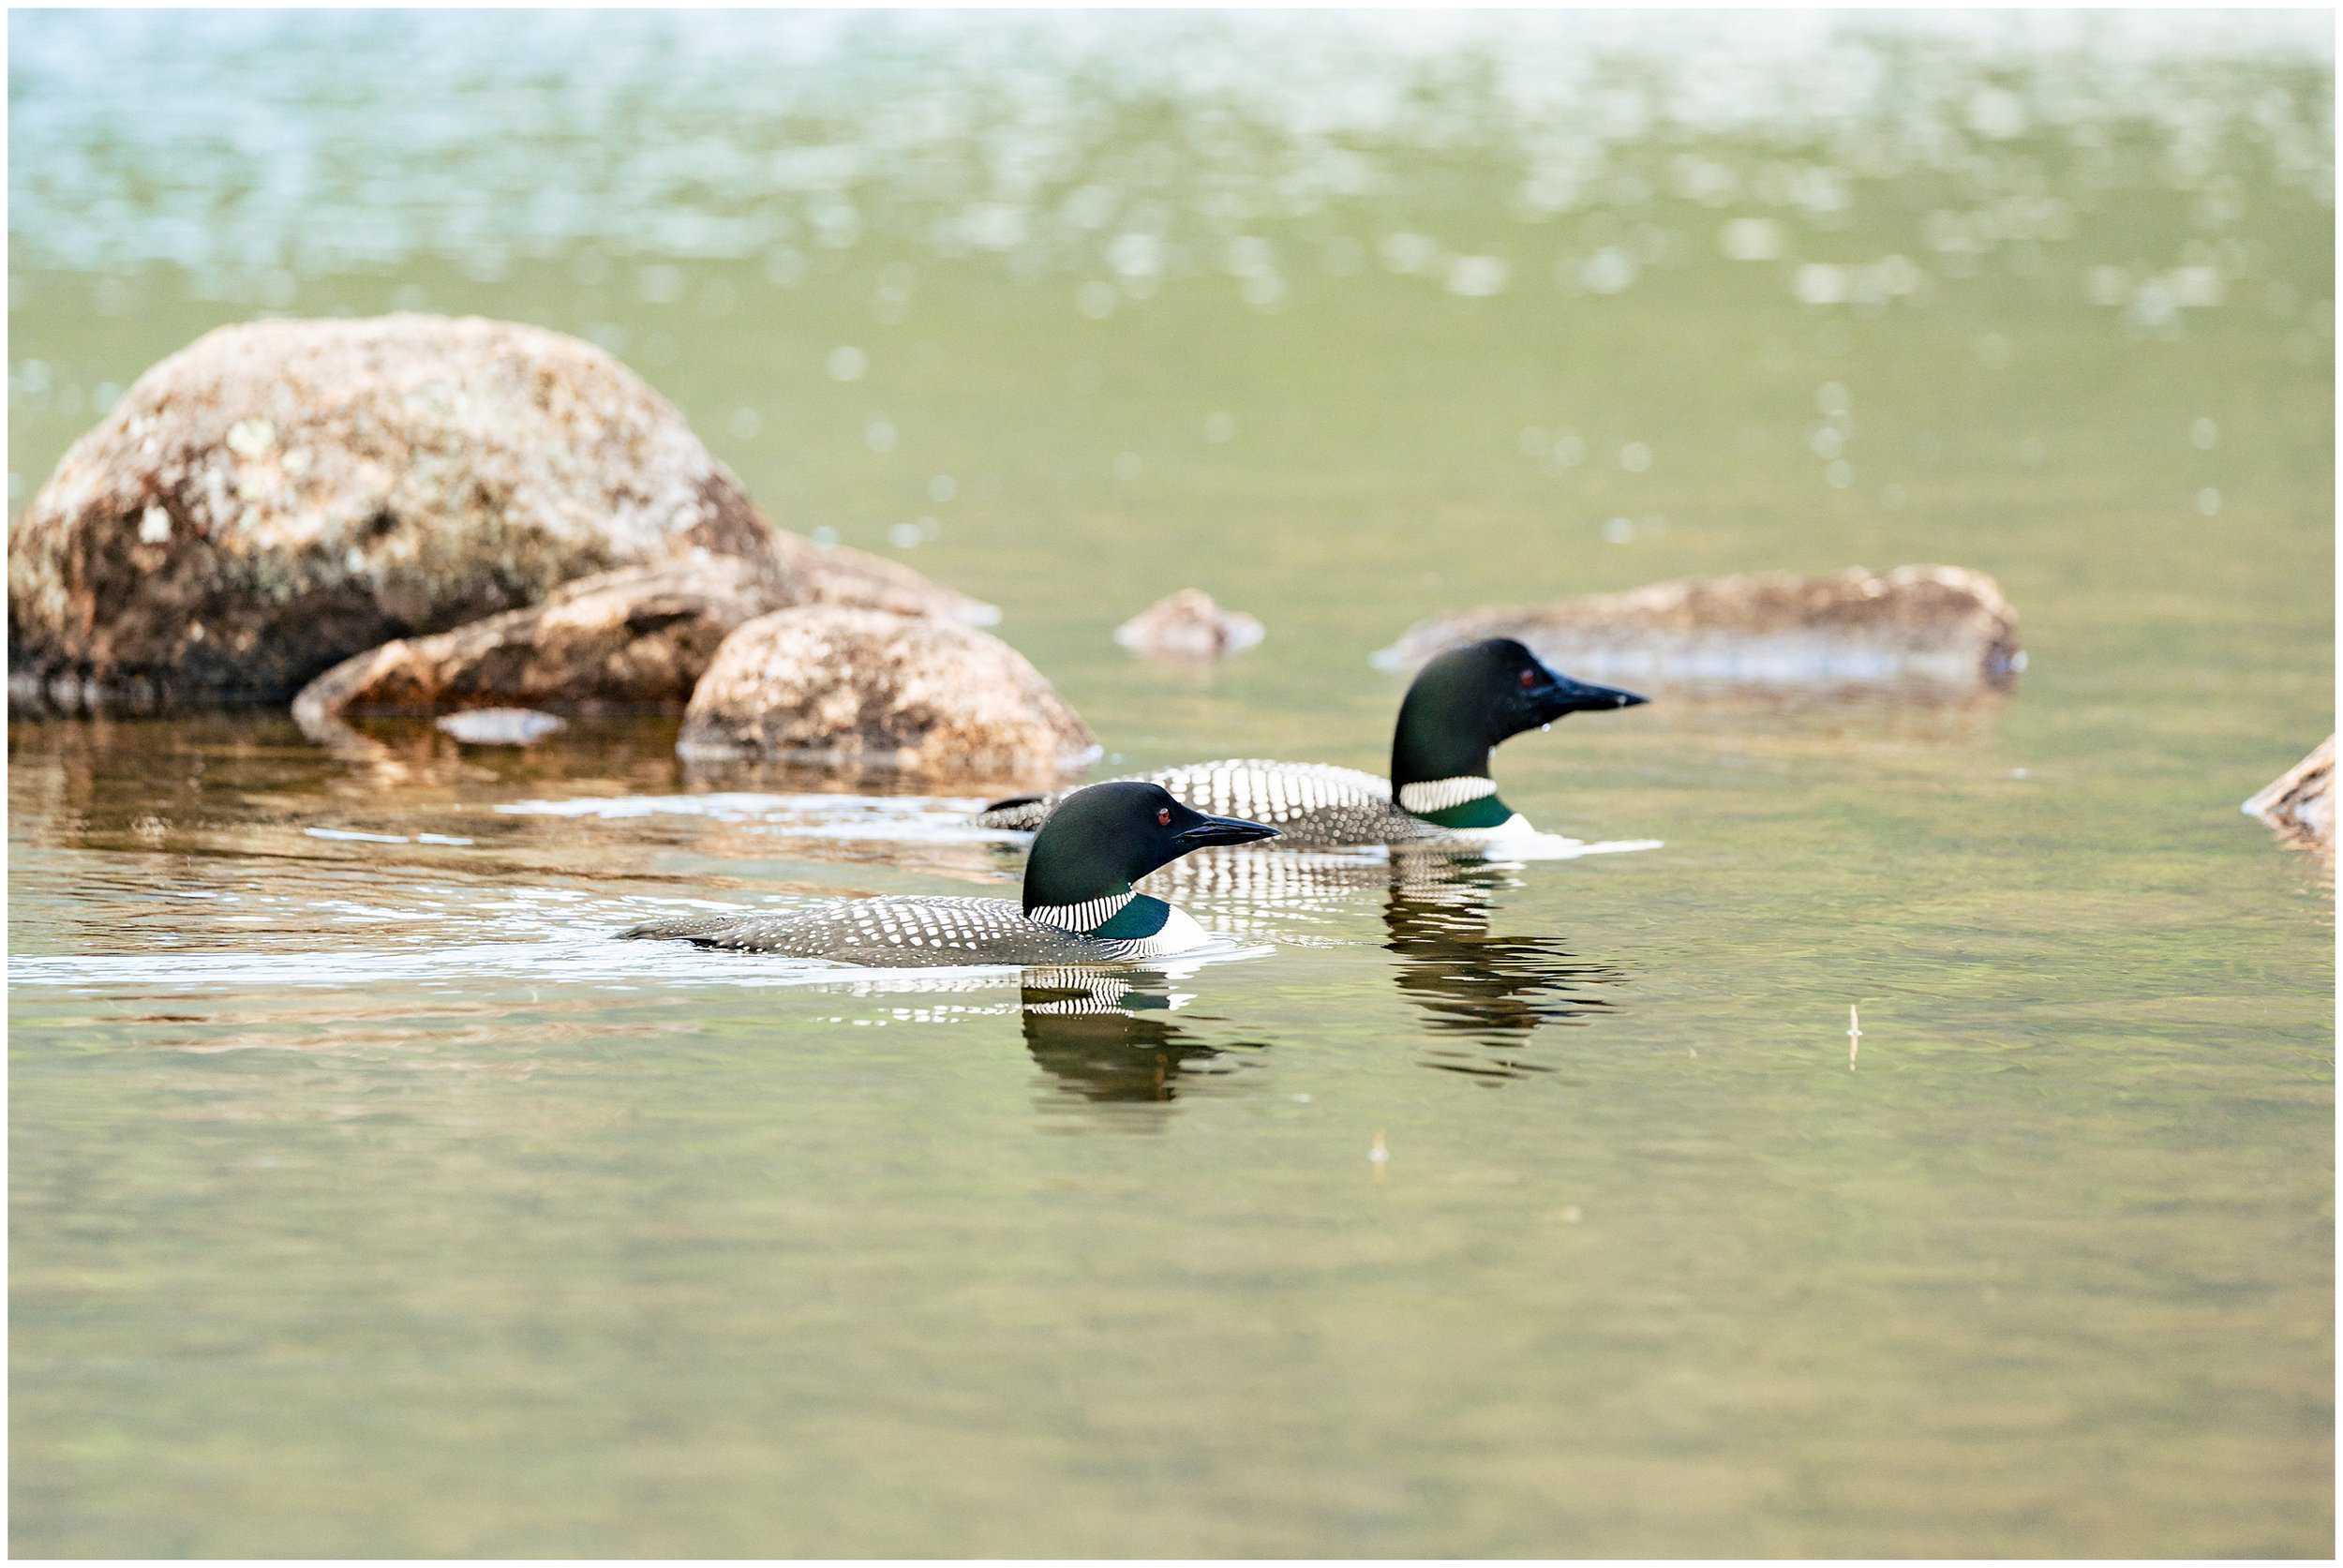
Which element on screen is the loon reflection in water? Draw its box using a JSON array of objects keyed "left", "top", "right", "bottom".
[
  {"left": 1018, "top": 971, "right": 1265, "bottom": 1111},
  {"left": 1382, "top": 868, "right": 1629, "bottom": 1081}
]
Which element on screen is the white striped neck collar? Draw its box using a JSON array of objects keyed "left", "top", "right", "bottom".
[
  {"left": 1396, "top": 775, "right": 1498, "bottom": 814},
  {"left": 1025, "top": 889, "right": 1137, "bottom": 934},
  {"left": 1397, "top": 774, "right": 1516, "bottom": 830}
]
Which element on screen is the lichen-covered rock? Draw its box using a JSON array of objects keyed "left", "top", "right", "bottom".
[
  {"left": 8, "top": 313, "right": 985, "bottom": 711},
  {"left": 678, "top": 606, "right": 1097, "bottom": 778},
  {"left": 1113, "top": 588, "right": 1265, "bottom": 662},
  {"left": 2244, "top": 736, "right": 2334, "bottom": 859},
  {"left": 1374, "top": 564, "right": 2023, "bottom": 694}
]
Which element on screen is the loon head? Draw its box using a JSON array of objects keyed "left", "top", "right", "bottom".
[
  {"left": 1389, "top": 638, "right": 1647, "bottom": 824},
  {"left": 1022, "top": 782, "right": 1278, "bottom": 924}
]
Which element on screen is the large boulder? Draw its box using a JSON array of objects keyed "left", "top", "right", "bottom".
[
  {"left": 2243, "top": 737, "right": 2334, "bottom": 860},
  {"left": 7, "top": 313, "right": 983, "bottom": 711},
  {"left": 677, "top": 606, "right": 1097, "bottom": 778},
  {"left": 1374, "top": 564, "right": 2022, "bottom": 694}
]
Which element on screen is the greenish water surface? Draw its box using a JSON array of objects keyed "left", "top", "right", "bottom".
[{"left": 8, "top": 12, "right": 2336, "bottom": 1557}]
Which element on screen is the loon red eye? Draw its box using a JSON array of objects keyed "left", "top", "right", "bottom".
[
  {"left": 1518, "top": 666, "right": 1537, "bottom": 687},
  {"left": 1157, "top": 807, "right": 1172, "bottom": 826}
]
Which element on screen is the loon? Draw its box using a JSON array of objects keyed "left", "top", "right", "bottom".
[
  {"left": 619, "top": 782, "right": 1277, "bottom": 966},
  {"left": 977, "top": 638, "right": 1647, "bottom": 847}
]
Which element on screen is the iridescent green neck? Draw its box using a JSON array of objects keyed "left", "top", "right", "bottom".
[
  {"left": 1410, "top": 793, "right": 1515, "bottom": 830},
  {"left": 1089, "top": 894, "right": 1172, "bottom": 939}
]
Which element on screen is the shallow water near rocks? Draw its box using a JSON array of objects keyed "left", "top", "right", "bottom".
[{"left": 8, "top": 11, "right": 2336, "bottom": 1558}]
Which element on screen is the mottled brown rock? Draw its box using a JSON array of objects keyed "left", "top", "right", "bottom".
[
  {"left": 2243, "top": 736, "right": 2334, "bottom": 860},
  {"left": 1113, "top": 588, "right": 1265, "bottom": 662},
  {"left": 1374, "top": 564, "right": 2023, "bottom": 694},
  {"left": 678, "top": 606, "right": 1097, "bottom": 778},
  {"left": 8, "top": 313, "right": 986, "bottom": 711}
]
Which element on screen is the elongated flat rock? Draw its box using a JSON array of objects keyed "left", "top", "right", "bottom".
[
  {"left": 293, "top": 559, "right": 780, "bottom": 729},
  {"left": 1374, "top": 564, "right": 2023, "bottom": 694},
  {"left": 288, "top": 544, "right": 988, "bottom": 735},
  {"left": 2243, "top": 736, "right": 2334, "bottom": 860}
]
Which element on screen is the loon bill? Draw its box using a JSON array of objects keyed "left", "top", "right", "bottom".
[
  {"left": 977, "top": 637, "right": 1647, "bottom": 846},
  {"left": 620, "top": 782, "right": 1276, "bottom": 966}
]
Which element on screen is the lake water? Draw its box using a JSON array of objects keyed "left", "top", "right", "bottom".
[{"left": 8, "top": 11, "right": 2336, "bottom": 1556}]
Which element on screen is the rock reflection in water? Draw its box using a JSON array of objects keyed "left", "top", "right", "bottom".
[
  {"left": 1382, "top": 868, "right": 1628, "bottom": 1083},
  {"left": 1018, "top": 969, "right": 1261, "bottom": 1118}
]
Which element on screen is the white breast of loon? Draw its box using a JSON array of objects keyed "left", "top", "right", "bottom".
[{"left": 620, "top": 893, "right": 1209, "bottom": 968}]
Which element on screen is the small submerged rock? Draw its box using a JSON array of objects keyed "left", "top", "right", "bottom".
[
  {"left": 435, "top": 708, "right": 568, "bottom": 746},
  {"left": 1114, "top": 588, "right": 1265, "bottom": 662},
  {"left": 2243, "top": 736, "right": 2334, "bottom": 860},
  {"left": 7, "top": 313, "right": 985, "bottom": 711},
  {"left": 1374, "top": 564, "right": 2023, "bottom": 695},
  {"left": 678, "top": 605, "right": 1097, "bottom": 779}
]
